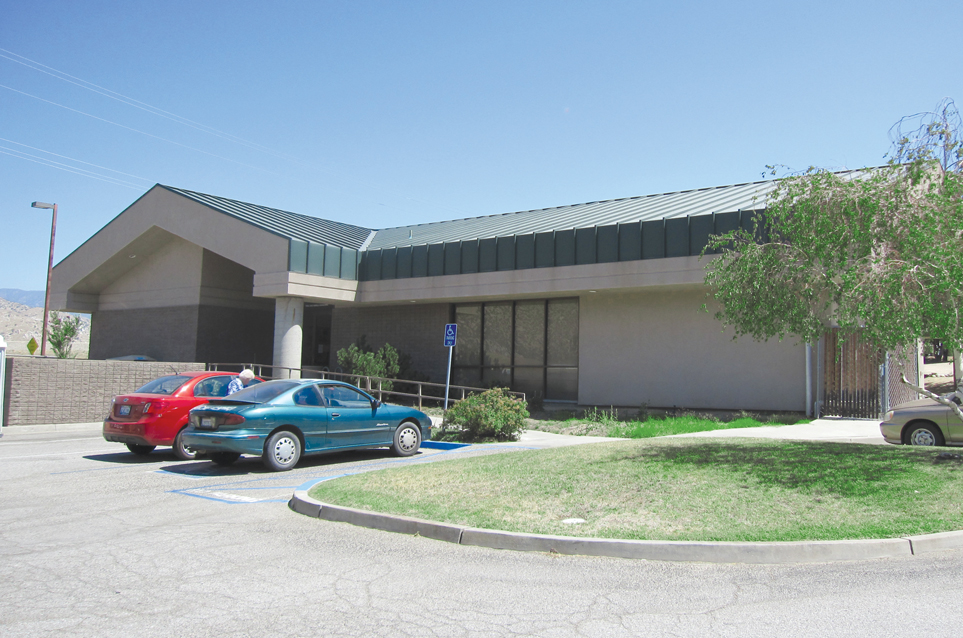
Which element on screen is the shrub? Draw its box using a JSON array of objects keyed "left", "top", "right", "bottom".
[
  {"left": 444, "top": 387, "right": 529, "bottom": 442},
  {"left": 336, "top": 336, "right": 400, "bottom": 391}
]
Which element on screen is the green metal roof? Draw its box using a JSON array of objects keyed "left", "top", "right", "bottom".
[
  {"left": 366, "top": 179, "right": 776, "bottom": 250},
  {"left": 161, "top": 185, "right": 374, "bottom": 250}
]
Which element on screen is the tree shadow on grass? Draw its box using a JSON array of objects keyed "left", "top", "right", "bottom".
[{"left": 608, "top": 441, "right": 963, "bottom": 498}]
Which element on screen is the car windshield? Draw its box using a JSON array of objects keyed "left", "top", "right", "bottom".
[
  {"left": 134, "top": 375, "right": 192, "bottom": 395},
  {"left": 227, "top": 380, "right": 301, "bottom": 404}
]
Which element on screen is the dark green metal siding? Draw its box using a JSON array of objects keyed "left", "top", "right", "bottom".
[
  {"left": 296, "top": 209, "right": 766, "bottom": 282},
  {"left": 618, "top": 222, "right": 641, "bottom": 261},
  {"left": 516, "top": 234, "right": 535, "bottom": 270}
]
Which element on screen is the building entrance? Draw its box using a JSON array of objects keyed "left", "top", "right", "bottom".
[{"left": 302, "top": 304, "right": 333, "bottom": 368}]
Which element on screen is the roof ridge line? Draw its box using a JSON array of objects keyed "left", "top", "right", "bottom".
[
  {"left": 374, "top": 178, "right": 780, "bottom": 233},
  {"left": 159, "top": 184, "right": 375, "bottom": 234}
]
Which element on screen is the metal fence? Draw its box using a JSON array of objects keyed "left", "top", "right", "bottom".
[
  {"left": 206, "top": 363, "right": 526, "bottom": 409},
  {"left": 882, "top": 343, "right": 921, "bottom": 414},
  {"left": 821, "top": 331, "right": 922, "bottom": 418}
]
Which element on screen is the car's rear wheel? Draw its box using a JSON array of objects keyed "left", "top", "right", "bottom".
[
  {"left": 172, "top": 428, "right": 197, "bottom": 461},
  {"left": 263, "top": 430, "right": 301, "bottom": 471},
  {"left": 126, "top": 444, "right": 155, "bottom": 455},
  {"left": 906, "top": 422, "right": 945, "bottom": 446},
  {"left": 392, "top": 421, "right": 421, "bottom": 457},
  {"left": 211, "top": 452, "right": 241, "bottom": 466}
]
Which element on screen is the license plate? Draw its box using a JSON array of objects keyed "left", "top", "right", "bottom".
[
  {"left": 199, "top": 417, "right": 215, "bottom": 429},
  {"left": 119, "top": 405, "right": 131, "bottom": 416}
]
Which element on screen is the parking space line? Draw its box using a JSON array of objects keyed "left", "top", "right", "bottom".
[
  {"left": 170, "top": 488, "right": 288, "bottom": 504},
  {"left": 164, "top": 445, "right": 485, "bottom": 505}
]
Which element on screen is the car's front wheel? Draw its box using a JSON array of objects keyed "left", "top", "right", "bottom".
[
  {"left": 263, "top": 430, "right": 301, "bottom": 471},
  {"left": 126, "top": 444, "right": 155, "bottom": 455},
  {"left": 392, "top": 422, "right": 421, "bottom": 457},
  {"left": 906, "top": 422, "right": 945, "bottom": 446},
  {"left": 172, "top": 428, "right": 197, "bottom": 461}
]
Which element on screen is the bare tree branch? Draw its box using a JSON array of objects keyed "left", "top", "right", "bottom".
[{"left": 899, "top": 373, "right": 963, "bottom": 422}]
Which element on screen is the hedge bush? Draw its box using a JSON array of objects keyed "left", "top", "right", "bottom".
[{"left": 443, "top": 387, "right": 529, "bottom": 442}]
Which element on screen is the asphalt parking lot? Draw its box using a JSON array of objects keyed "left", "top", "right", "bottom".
[{"left": 2, "top": 422, "right": 963, "bottom": 637}]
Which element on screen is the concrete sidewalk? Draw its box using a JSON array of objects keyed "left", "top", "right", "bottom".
[
  {"left": 667, "top": 417, "right": 886, "bottom": 445},
  {"left": 431, "top": 416, "right": 886, "bottom": 447},
  {"left": 2, "top": 417, "right": 885, "bottom": 444}
]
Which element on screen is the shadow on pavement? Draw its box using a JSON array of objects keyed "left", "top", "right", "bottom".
[
  {"left": 84, "top": 451, "right": 180, "bottom": 464},
  {"left": 156, "top": 447, "right": 427, "bottom": 476}
]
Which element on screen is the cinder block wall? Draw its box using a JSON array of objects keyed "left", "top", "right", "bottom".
[
  {"left": 2, "top": 357, "right": 205, "bottom": 426},
  {"left": 330, "top": 304, "right": 450, "bottom": 382}
]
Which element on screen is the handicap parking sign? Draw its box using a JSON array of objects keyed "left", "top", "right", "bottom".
[{"left": 444, "top": 324, "right": 457, "bottom": 347}]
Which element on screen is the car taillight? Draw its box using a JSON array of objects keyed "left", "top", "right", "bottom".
[
  {"left": 222, "top": 414, "right": 246, "bottom": 425},
  {"left": 143, "top": 400, "right": 169, "bottom": 414}
]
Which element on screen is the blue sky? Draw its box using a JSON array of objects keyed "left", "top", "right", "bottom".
[{"left": 1, "top": 0, "right": 960, "bottom": 290}]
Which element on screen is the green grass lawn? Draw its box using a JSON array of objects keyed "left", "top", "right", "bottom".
[
  {"left": 309, "top": 438, "right": 963, "bottom": 542},
  {"left": 521, "top": 412, "right": 810, "bottom": 439}
]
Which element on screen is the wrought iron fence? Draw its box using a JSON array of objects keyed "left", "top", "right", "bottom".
[{"left": 206, "top": 363, "right": 526, "bottom": 409}]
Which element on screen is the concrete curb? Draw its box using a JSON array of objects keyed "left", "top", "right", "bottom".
[{"left": 289, "top": 488, "right": 963, "bottom": 564}]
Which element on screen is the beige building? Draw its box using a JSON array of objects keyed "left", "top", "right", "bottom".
[{"left": 51, "top": 180, "right": 816, "bottom": 413}]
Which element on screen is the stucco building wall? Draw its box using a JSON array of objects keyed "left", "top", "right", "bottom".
[
  {"left": 579, "top": 289, "right": 805, "bottom": 411},
  {"left": 87, "top": 236, "right": 274, "bottom": 362}
]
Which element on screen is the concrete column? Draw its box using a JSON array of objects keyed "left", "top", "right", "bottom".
[{"left": 273, "top": 297, "right": 304, "bottom": 379}]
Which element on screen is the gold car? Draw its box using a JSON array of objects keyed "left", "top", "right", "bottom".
[{"left": 880, "top": 397, "right": 963, "bottom": 446}]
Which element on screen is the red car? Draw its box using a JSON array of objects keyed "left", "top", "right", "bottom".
[{"left": 103, "top": 371, "right": 261, "bottom": 460}]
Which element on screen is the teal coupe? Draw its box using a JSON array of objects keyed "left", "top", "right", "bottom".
[{"left": 182, "top": 379, "right": 432, "bottom": 471}]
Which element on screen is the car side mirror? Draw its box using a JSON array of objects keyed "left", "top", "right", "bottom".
[
  {"left": 372, "top": 399, "right": 382, "bottom": 409},
  {"left": 954, "top": 396, "right": 962, "bottom": 406}
]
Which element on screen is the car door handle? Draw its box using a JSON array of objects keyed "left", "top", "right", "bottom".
[{"left": 331, "top": 413, "right": 340, "bottom": 418}]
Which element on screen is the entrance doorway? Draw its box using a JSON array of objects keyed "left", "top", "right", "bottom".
[{"left": 302, "top": 304, "right": 333, "bottom": 368}]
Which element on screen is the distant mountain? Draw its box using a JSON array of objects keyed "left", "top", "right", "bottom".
[
  {"left": 0, "top": 298, "right": 90, "bottom": 356},
  {"left": 0, "top": 289, "right": 45, "bottom": 308}
]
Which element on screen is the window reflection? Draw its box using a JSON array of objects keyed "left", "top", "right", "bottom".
[
  {"left": 483, "top": 302, "right": 513, "bottom": 366},
  {"left": 451, "top": 298, "right": 578, "bottom": 401},
  {"left": 454, "top": 304, "right": 481, "bottom": 366}
]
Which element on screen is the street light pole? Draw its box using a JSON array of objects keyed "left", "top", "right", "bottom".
[{"left": 31, "top": 201, "right": 58, "bottom": 357}]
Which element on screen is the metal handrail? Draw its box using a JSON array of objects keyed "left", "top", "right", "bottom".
[{"left": 206, "top": 362, "right": 526, "bottom": 409}]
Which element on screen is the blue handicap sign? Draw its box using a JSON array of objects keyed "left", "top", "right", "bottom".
[{"left": 444, "top": 323, "right": 457, "bottom": 347}]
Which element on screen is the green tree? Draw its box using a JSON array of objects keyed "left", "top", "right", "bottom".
[
  {"left": 48, "top": 311, "right": 83, "bottom": 359},
  {"left": 703, "top": 99, "right": 963, "bottom": 414},
  {"left": 336, "top": 336, "right": 401, "bottom": 391}
]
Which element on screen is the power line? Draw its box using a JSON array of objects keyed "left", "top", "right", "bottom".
[
  {"left": 0, "top": 83, "right": 285, "bottom": 177},
  {"left": 0, "top": 48, "right": 311, "bottom": 166},
  {"left": 0, "top": 136, "right": 153, "bottom": 183},
  {"left": 0, "top": 147, "right": 144, "bottom": 189},
  {"left": 0, "top": 48, "right": 475, "bottom": 219}
]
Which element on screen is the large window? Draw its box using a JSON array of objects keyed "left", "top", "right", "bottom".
[{"left": 452, "top": 298, "right": 578, "bottom": 401}]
